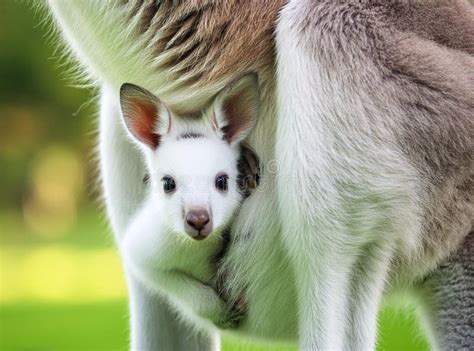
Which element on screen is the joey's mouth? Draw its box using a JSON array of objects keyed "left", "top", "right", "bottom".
[
  {"left": 184, "top": 226, "right": 222, "bottom": 241},
  {"left": 186, "top": 227, "right": 216, "bottom": 241}
]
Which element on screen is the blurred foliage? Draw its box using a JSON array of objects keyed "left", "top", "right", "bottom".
[{"left": 0, "top": 0, "right": 96, "bottom": 216}]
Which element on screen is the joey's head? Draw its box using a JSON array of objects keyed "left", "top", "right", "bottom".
[{"left": 120, "top": 74, "right": 259, "bottom": 241}]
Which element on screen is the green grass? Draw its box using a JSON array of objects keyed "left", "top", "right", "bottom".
[
  {"left": 0, "top": 301, "right": 429, "bottom": 351},
  {"left": 0, "top": 302, "right": 128, "bottom": 351}
]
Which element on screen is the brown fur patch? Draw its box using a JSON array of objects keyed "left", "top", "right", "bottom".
[{"left": 122, "top": 0, "right": 287, "bottom": 113}]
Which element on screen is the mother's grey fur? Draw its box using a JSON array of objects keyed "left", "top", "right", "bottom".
[{"left": 418, "top": 232, "right": 474, "bottom": 350}]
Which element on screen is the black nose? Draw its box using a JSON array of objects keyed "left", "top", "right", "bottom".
[{"left": 186, "top": 210, "right": 210, "bottom": 232}]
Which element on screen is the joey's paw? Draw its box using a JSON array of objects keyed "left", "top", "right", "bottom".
[
  {"left": 214, "top": 303, "right": 246, "bottom": 330},
  {"left": 213, "top": 273, "right": 247, "bottom": 329},
  {"left": 193, "top": 289, "right": 241, "bottom": 329},
  {"left": 238, "top": 144, "right": 260, "bottom": 198},
  {"left": 215, "top": 293, "right": 247, "bottom": 330}
]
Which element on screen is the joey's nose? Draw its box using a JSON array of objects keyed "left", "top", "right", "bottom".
[{"left": 185, "top": 209, "right": 212, "bottom": 240}]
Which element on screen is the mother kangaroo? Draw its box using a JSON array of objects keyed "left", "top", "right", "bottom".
[{"left": 45, "top": 1, "right": 473, "bottom": 350}]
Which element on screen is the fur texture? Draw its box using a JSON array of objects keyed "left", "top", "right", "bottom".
[
  {"left": 275, "top": 1, "right": 473, "bottom": 349},
  {"left": 118, "top": 76, "right": 259, "bottom": 330},
  {"left": 45, "top": 0, "right": 473, "bottom": 350},
  {"left": 417, "top": 231, "right": 474, "bottom": 350}
]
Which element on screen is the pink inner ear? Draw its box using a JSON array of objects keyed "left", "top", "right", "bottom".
[
  {"left": 221, "top": 94, "right": 253, "bottom": 144},
  {"left": 126, "top": 97, "right": 160, "bottom": 149}
]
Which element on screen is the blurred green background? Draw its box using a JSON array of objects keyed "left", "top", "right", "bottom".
[{"left": 0, "top": 1, "right": 430, "bottom": 350}]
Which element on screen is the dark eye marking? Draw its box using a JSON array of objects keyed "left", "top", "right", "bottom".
[
  {"left": 177, "top": 133, "right": 204, "bottom": 140},
  {"left": 215, "top": 173, "right": 229, "bottom": 192},
  {"left": 162, "top": 176, "right": 176, "bottom": 193}
]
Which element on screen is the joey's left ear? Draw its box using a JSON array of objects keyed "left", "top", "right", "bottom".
[
  {"left": 119, "top": 83, "right": 170, "bottom": 149},
  {"left": 212, "top": 73, "right": 259, "bottom": 145}
]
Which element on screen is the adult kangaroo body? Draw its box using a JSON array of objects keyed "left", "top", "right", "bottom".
[{"left": 46, "top": 1, "right": 473, "bottom": 350}]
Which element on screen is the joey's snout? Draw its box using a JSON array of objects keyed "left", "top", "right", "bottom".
[{"left": 185, "top": 209, "right": 213, "bottom": 240}]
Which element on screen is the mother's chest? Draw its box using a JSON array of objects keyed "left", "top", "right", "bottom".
[{"left": 221, "top": 191, "right": 299, "bottom": 341}]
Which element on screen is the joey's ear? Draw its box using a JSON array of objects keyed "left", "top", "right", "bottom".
[
  {"left": 119, "top": 83, "right": 170, "bottom": 149},
  {"left": 212, "top": 73, "right": 259, "bottom": 145}
]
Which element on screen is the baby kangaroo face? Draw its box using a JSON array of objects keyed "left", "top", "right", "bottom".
[
  {"left": 155, "top": 136, "right": 240, "bottom": 240},
  {"left": 120, "top": 73, "right": 259, "bottom": 240}
]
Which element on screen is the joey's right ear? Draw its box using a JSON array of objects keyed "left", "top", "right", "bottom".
[
  {"left": 211, "top": 73, "right": 259, "bottom": 146},
  {"left": 119, "top": 83, "right": 170, "bottom": 149}
]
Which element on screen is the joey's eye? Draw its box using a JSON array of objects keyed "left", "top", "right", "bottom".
[
  {"left": 161, "top": 176, "right": 176, "bottom": 193},
  {"left": 215, "top": 174, "right": 229, "bottom": 192}
]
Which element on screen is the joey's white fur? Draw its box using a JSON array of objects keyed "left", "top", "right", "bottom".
[
  {"left": 45, "top": 1, "right": 474, "bottom": 350},
  {"left": 99, "top": 85, "right": 218, "bottom": 351},
  {"left": 118, "top": 77, "right": 259, "bottom": 331}
]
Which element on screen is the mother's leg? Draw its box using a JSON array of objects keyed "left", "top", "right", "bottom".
[
  {"left": 275, "top": 8, "right": 361, "bottom": 350},
  {"left": 275, "top": 2, "right": 410, "bottom": 349},
  {"left": 99, "top": 85, "right": 218, "bottom": 350},
  {"left": 345, "top": 242, "right": 394, "bottom": 351},
  {"left": 416, "top": 232, "right": 474, "bottom": 351}
]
